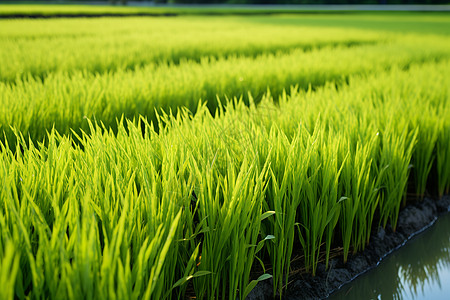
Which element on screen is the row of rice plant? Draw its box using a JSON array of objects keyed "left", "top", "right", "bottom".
[
  {"left": 1, "top": 59, "right": 449, "bottom": 299},
  {"left": 0, "top": 17, "right": 384, "bottom": 82},
  {"left": 0, "top": 4, "right": 369, "bottom": 18},
  {"left": 0, "top": 3, "right": 188, "bottom": 17},
  {"left": 2, "top": 35, "right": 449, "bottom": 146}
]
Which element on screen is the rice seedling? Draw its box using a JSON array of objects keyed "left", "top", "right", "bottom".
[
  {"left": 0, "top": 124, "right": 200, "bottom": 300},
  {"left": 0, "top": 17, "right": 383, "bottom": 83},
  {"left": 295, "top": 126, "right": 343, "bottom": 275},
  {"left": 338, "top": 130, "right": 379, "bottom": 261},
  {"left": 436, "top": 117, "right": 450, "bottom": 198},
  {"left": 376, "top": 120, "right": 417, "bottom": 230},
  {"left": 1, "top": 36, "right": 449, "bottom": 147},
  {"left": 261, "top": 125, "right": 310, "bottom": 296},
  {"left": 1, "top": 13, "right": 449, "bottom": 299},
  {"left": 410, "top": 111, "right": 440, "bottom": 200}
]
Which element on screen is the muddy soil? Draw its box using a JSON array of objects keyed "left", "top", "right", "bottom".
[{"left": 247, "top": 195, "right": 450, "bottom": 300}]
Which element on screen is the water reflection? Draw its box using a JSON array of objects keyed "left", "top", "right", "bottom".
[{"left": 328, "top": 213, "right": 450, "bottom": 300}]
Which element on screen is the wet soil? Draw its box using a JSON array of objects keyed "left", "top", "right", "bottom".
[{"left": 247, "top": 195, "right": 450, "bottom": 300}]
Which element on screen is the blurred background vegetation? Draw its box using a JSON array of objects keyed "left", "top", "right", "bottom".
[{"left": 1, "top": 0, "right": 448, "bottom": 6}]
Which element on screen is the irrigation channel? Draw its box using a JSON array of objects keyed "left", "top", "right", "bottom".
[{"left": 328, "top": 211, "right": 450, "bottom": 300}]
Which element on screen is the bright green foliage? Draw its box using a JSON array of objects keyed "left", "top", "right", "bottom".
[
  {"left": 0, "top": 126, "right": 193, "bottom": 300},
  {"left": 1, "top": 13, "right": 450, "bottom": 300},
  {"left": 0, "top": 17, "right": 383, "bottom": 82},
  {"left": 0, "top": 4, "right": 375, "bottom": 17},
  {"left": 262, "top": 125, "right": 311, "bottom": 295},
  {"left": 377, "top": 124, "right": 417, "bottom": 230},
  {"left": 0, "top": 4, "right": 177, "bottom": 16},
  {"left": 1, "top": 60, "right": 450, "bottom": 298},
  {"left": 410, "top": 112, "right": 440, "bottom": 199},
  {"left": 1, "top": 35, "right": 449, "bottom": 146},
  {"left": 0, "top": 241, "right": 20, "bottom": 300},
  {"left": 437, "top": 116, "right": 450, "bottom": 197},
  {"left": 296, "top": 130, "right": 343, "bottom": 275},
  {"left": 338, "top": 130, "right": 379, "bottom": 262}
]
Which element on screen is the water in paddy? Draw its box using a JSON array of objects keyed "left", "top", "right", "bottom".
[{"left": 328, "top": 212, "right": 450, "bottom": 300}]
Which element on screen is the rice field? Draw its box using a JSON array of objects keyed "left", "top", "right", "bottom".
[{"left": 0, "top": 8, "right": 450, "bottom": 300}]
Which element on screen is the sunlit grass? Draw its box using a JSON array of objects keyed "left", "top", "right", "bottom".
[
  {"left": 2, "top": 60, "right": 448, "bottom": 298},
  {"left": 0, "top": 12, "right": 449, "bottom": 299}
]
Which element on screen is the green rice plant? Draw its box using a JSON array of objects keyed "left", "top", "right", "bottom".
[
  {"left": 260, "top": 125, "right": 310, "bottom": 297},
  {"left": 410, "top": 110, "right": 440, "bottom": 200},
  {"left": 2, "top": 7, "right": 450, "bottom": 34},
  {"left": 277, "top": 61, "right": 449, "bottom": 262},
  {"left": 320, "top": 134, "right": 345, "bottom": 269},
  {"left": 337, "top": 131, "right": 380, "bottom": 262},
  {"left": 0, "top": 16, "right": 383, "bottom": 83},
  {"left": 186, "top": 130, "right": 271, "bottom": 298},
  {"left": 152, "top": 103, "right": 275, "bottom": 299},
  {"left": 436, "top": 116, "right": 450, "bottom": 198},
  {"left": 377, "top": 120, "right": 417, "bottom": 230},
  {"left": 188, "top": 151, "right": 270, "bottom": 299},
  {"left": 1, "top": 34, "right": 450, "bottom": 299},
  {"left": 296, "top": 126, "right": 342, "bottom": 275},
  {"left": 0, "top": 4, "right": 173, "bottom": 17},
  {"left": 0, "top": 123, "right": 201, "bottom": 300},
  {"left": 2, "top": 36, "right": 449, "bottom": 146},
  {"left": 0, "top": 240, "right": 20, "bottom": 300}
]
